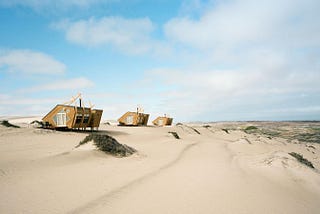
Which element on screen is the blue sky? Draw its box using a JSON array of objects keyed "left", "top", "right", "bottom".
[{"left": 0, "top": 0, "right": 320, "bottom": 122}]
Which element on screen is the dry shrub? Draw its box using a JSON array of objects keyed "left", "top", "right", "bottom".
[{"left": 77, "top": 133, "right": 136, "bottom": 157}]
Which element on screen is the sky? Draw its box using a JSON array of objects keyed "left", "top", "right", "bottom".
[{"left": 0, "top": 0, "right": 320, "bottom": 122}]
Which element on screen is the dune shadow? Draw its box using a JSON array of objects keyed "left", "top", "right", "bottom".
[
  {"left": 34, "top": 127, "right": 129, "bottom": 137},
  {"left": 98, "top": 130, "right": 130, "bottom": 136}
]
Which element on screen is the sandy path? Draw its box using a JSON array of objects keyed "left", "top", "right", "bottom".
[{"left": 69, "top": 142, "right": 198, "bottom": 213}]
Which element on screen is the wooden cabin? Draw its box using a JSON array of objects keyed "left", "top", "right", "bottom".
[
  {"left": 118, "top": 111, "right": 149, "bottom": 126},
  {"left": 152, "top": 116, "right": 173, "bottom": 126},
  {"left": 42, "top": 104, "right": 103, "bottom": 130}
]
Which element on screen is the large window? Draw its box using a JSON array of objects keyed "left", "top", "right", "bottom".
[
  {"left": 83, "top": 114, "right": 90, "bottom": 123},
  {"left": 158, "top": 119, "right": 163, "bottom": 126},
  {"left": 126, "top": 115, "right": 134, "bottom": 125},
  {"left": 56, "top": 113, "right": 66, "bottom": 127},
  {"left": 75, "top": 114, "right": 83, "bottom": 124}
]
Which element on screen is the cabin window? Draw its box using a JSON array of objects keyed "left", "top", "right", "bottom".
[
  {"left": 158, "top": 119, "right": 163, "bottom": 126},
  {"left": 75, "top": 114, "right": 83, "bottom": 124},
  {"left": 56, "top": 113, "right": 67, "bottom": 127},
  {"left": 126, "top": 115, "right": 133, "bottom": 125},
  {"left": 83, "top": 114, "right": 90, "bottom": 124}
]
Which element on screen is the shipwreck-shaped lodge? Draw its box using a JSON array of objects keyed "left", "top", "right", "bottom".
[
  {"left": 42, "top": 94, "right": 103, "bottom": 130},
  {"left": 152, "top": 116, "right": 173, "bottom": 126},
  {"left": 118, "top": 108, "right": 149, "bottom": 126}
]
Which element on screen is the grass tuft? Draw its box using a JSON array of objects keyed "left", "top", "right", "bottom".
[
  {"left": 222, "top": 128, "right": 229, "bottom": 134},
  {"left": 190, "top": 127, "right": 200, "bottom": 135},
  {"left": 168, "top": 131, "right": 180, "bottom": 139},
  {"left": 1, "top": 120, "right": 20, "bottom": 128},
  {"left": 288, "top": 152, "right": 314, "bottom": 169},
  {"left": 30, "top": 120, "right": 44, "bottom": 127},
  {"left": 245, "top": 126, "right": 258, "bottom": 130},
  {"left": 77, "top": 133, "right": 136, "bottom": 157},
  {"left": 244, "top": 126, "right": 258, "bottom": 133}
]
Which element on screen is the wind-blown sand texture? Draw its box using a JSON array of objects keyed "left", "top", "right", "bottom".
[{"left": 0, "top": 118, "right": 320, "bottom": 213}]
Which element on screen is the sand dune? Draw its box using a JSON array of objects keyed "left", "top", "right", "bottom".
[{"left": 0, "top": 119, "right": 319, "bottom": 213}]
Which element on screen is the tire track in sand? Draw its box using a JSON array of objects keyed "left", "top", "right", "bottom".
[{"left": 68, "top": 142, "right": 198, "bottom": 214}]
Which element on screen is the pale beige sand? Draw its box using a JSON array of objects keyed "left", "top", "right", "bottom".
[{"left": 0, "top": 119, "right": 319, "bottom": 213}]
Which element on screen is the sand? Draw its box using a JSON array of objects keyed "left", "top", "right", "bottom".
[{"left": 0, "top": 118, "right": 319, "bottom": 213}]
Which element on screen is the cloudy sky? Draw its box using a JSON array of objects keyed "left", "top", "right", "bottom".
[{"left": 0, "top": 0, "right": 319, "bottom": 122}]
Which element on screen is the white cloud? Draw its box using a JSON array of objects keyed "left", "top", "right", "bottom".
[
  {"left": 54, "top": 17, "right": 151, "bottom": 52},
  {"left": 165, "top": 0, "right": 320, "bottom": 50},
  {"left": 53, "top": 17, "right": 172, "bottom": 56},
  {"left": 144, "top": 62, "right": 320, "bottom": 121},
  {"left": 0, "top": 49, "right": 66, "bottom": 74},
  {"left": 0, "top": 94, "right": 63, "bottom": 116},
  {"left": 22, "top": 77, "right": 94, "bottom": 92},
  {"left": 0, "top": 96, "right": 61, "bottom": 106}
]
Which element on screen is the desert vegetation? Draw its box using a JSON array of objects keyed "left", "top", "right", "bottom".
[
  {"left": 77, "top": 133, "right": 136, "bottom": 157},
  {"left": 221, "top": 128, "right": 229, "bottom": 134},
  {"left": 244, "top": 126, "right": 258, "bottom": 133},
  {"left": 236, "top": 122, "right": 320, "bottom": 144},
  {"left": 288, "top": 152, "right": 315, "bottom": 168},
  {"left": 168, "top": 131, "right": 180, "bottom": 139},
  {"left": 0, "top": 120, "right": 20, "bottom": 128}
]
